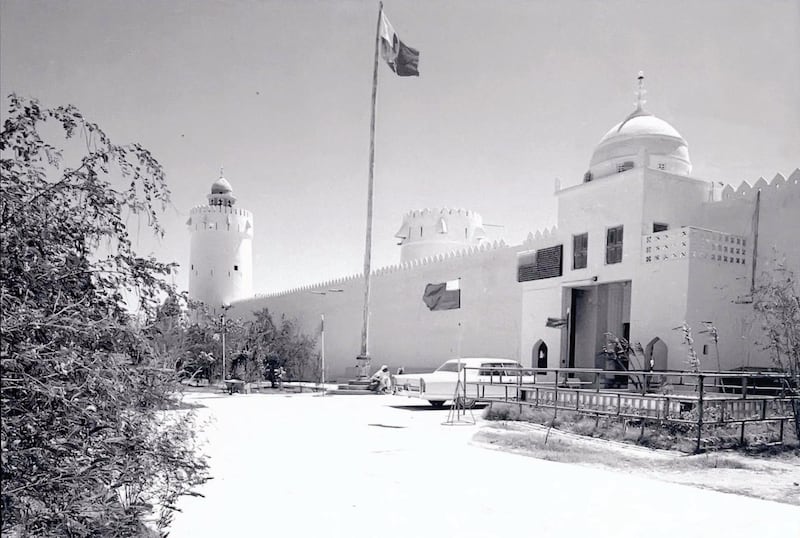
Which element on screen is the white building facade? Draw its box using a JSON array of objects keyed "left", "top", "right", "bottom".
[{"left": 192, "top": 77, "right": 798, "bottom": 381}]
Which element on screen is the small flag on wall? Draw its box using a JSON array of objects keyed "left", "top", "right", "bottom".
[
  {"left": 423, "top": 279, "right": 460, "bottom": 311},
  {"left": 545, "top": 316, "right": 568, "bottom": 329},
  {"left": 379, "top": 11, "right": 420, "bottom": 76}
]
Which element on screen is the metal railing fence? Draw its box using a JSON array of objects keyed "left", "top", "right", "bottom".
[{"left": 461, "top": 366, "right": 799, "bottom": 453}]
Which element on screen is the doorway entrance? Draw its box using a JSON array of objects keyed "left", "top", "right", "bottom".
[{"left": 567, "top": 281, "right": 632, "bottom": 378}]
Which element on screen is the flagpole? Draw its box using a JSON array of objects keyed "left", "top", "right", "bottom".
[{"left": 357, "top": 1, "right": 384, "bottom": 379}]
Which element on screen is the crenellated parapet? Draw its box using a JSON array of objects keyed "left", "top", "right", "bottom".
[
  {"left": 714, "top": 169, "right": 799, "bottom": 202},
  {"left": 189, "top": 205, "right": 253, "bottom": 218},
  {"left": 522, "top": 225, "right": 560, "bottom": 250},
  {"left": 252, "top": 239, "right": 511, "bottom": 299},
  {"left": 395, "top": 207, "right": 487, "bottom": 264}
]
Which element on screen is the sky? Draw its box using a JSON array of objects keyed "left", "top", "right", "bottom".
[{"left": 2, "top": 0, "right": 798, "bottom": 295}]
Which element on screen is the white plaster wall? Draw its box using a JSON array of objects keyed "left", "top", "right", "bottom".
[
  {"left": 557, "top": 168, "right": 645, "bottom": 284},
  {"left": 232, "top": 244, "right": 521, "bottom": 381},
  {"left": 685, "top": 258, "right": 754, "bottom": 371},
  {"left": 631, "top": 258, "right": 690, "bottom": 370},
  {"left": 641, "top": 171, "right": 710, "bottom": 232},
  {"left": 188, "top": 206, "right": 253, "bottom": 309},
  {"left": 519, "top": 281, "right": 564, "bottom": 377}
]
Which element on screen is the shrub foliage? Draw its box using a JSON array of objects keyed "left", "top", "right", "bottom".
[{"left": 1, "top": 96, "right": 208, "bottom": 536}]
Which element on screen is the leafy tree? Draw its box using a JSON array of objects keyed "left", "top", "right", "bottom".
[
  {"left": 242, "top": 309, "right": 318, "bottom": 382},
  {"left": 1, "top": 95, "right": 208, "bottom": 536},
  {"left": 752, "top": 263, "right": 800, "bottom": 438}
]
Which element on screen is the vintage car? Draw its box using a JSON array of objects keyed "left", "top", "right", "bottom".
[{"left": 393, "top": 357, "right": 535, "bottom": 407}]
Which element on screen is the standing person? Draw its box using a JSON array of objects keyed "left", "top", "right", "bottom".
[{"left": 277, "top": 366, "right": 286, "bottom": 391}]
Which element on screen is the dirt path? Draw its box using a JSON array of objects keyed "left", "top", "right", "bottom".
[{"left": 475, "top": 421, "right": 800, "bottom": 506}]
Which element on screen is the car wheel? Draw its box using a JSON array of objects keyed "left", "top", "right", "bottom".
[{"left": 428, "top": 400, "right": 446, "bottom": 408}]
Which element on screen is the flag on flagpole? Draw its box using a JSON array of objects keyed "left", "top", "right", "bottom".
[
  {"left": 423, "top": 279, "right": 460, "bottom": 311},
  {"left": 379, "top": 11, "right": 420, "bottom": 76}
]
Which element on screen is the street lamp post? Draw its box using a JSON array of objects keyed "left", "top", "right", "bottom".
[
  {"left": 320, "top": 313, "right": 325, "bottom": 388},
  {"left": 310, "top": 289, "right": 343, "bottom": 391},
  {"left": 221, "top": 303, "right": 230, "bottom": 383}
]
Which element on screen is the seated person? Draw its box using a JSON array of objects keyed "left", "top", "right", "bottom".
[{"left": 368, "top": 365, "right": 392, "bottom": 393}]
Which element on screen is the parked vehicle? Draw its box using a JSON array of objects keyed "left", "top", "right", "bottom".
[{"left": 393, "top": 358, "right": 534, "bottom": 407}]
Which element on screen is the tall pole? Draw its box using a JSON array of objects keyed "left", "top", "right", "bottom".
[
  {"left": 358, "top": 2, "right": 384, "bottom": 379},
  {"left": 750, "top": 190, "right": 761, "bottom": 295},
  {"left": 320, "top": 314, "right": 326, "bottom": 388},
  {"left": 221, "top": 314, "right": 227, "bottom": 382},
  {"left": 221, "top": 304, "right": 230, "bottom": 383}
]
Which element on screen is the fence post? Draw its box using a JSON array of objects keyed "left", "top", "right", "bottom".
[
  {"left": 740, "top": 377, "right": 748, "bottom": 446},
  {"left": 696, "top": 374, "right": 704, "bottom": 453},
  {"left": 553, "top": 370, "right": 559, "bottom": 418},
  {"left": 594, "top": 371, "right": 600, "bottom": 427}
]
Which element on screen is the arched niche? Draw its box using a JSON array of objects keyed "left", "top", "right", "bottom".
[
  {"left": 645, "top": 337, "right": 668, "bottom": 371},
  {"left": 532, "top": 340, "right": 548, "bottom": 369}
]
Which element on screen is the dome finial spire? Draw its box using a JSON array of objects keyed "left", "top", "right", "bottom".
[
  {"left": 635, "top": 71, "right": 647, "bottom": 112},
  {"left": 219, "top": 165, "right": 224, "bottom": 178}
]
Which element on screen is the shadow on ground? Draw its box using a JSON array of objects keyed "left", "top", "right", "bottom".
[{"left": 389, "top": 404, "right": 488, "bottom": 412}]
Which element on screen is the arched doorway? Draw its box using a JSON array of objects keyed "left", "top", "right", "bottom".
[
  {"left": 645, "top": 337, "right": 668, "bottom": 371},
  {"left": 532, "top": 340, "right": 548, "bottom": 369}
]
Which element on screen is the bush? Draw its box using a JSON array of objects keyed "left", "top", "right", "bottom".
[{"left": 1, "top": 95, "right": 208, "bottom": 536}]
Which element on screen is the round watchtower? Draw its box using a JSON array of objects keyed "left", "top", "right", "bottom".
[
  {"left": 395, "top": 208, "right": 486, "bottom": 263},
  {"left": 187, "top": 172, "right": 253, "bottom": 309}
]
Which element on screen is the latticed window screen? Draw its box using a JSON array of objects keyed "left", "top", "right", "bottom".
[
  {"left": 606, "top": 226, "right": 624, "bottom": 264},
  {"left": 573, "top": 233, "right": 588, "bottom": 269},
  {"left": 517, "top": 250, "right": 536, "bottom": 282},
  {"left": 518, "top": 245, "right": 563, "bottom": 282}
]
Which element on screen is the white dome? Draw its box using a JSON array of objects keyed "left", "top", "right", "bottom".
[
  {"left": 597, "top": 113, "right": 684, "bottom": 144},
  {"left": 211, "top": 176, "right": 233, "bottom": 194},
  {"left": 587, "top": 110, "right": 691, "bottom": 181},
  {"left": 585, "top": 74, "right": 692, "bottom": 182},
  {"left": 207, "top": 174, "right": 237, "bottom": 206}
]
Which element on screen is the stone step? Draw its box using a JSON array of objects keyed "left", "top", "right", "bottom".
[{"left": 327, "top": 388, "right": 378, "bottom": 396}]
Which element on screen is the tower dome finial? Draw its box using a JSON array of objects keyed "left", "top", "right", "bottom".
[
  {"left": 219, "top": 165, "right": 224, "bottom": 178},
  {"left": 635, "top": 71, "right": 647, "bottom": 112}
]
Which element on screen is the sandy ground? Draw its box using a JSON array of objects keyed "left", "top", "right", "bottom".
[
  {"left": 169, "top": 392, "right": 800, "bottom": 537},
  {"left": 475, "top": 421, "right": 800, "bottom": 506}
]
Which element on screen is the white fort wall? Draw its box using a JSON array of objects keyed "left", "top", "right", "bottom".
[
  {"left": 231, "top": 241, "right": 520, "bottom": 381},
  {"left": 188, "top": 205, "right": 254, "bottom": 309}
]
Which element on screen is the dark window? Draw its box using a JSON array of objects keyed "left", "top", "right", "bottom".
[
  {"left": 191, "top": 264, "right": 194, "bottom": 270},
  {"left": 234, "top": 265, "right": 239, "bottom": 271},
  {"left": 653, "top": 222, "right": 668, "bottom": 233},
  {"left": 517, "top": 245, "right": 563, "bottom": 282},
  {"left": 616, "top": 161, "right": 634, "bottom": 173},
  {"left": 419, "top": 226, "right": 423, "bottom": 237},
  {"left": 583, "top": 171, "right": 593, "bottom": 183},
  {"left": 573, "top": 233, "right": 588, "bottom": 269},
  {"left": 657, "top": 163, "right": 666, "bottom": 170},
  {"left": 606, "top": 226, "right": 624, "bottom": 264}
]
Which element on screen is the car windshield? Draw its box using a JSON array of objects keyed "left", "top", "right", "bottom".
[
  {"left": 479, "top": 362, "right": 524, "bottom": 376},
  {"left": 436, "top": 362, "right": 464, "bottom": 373}
]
